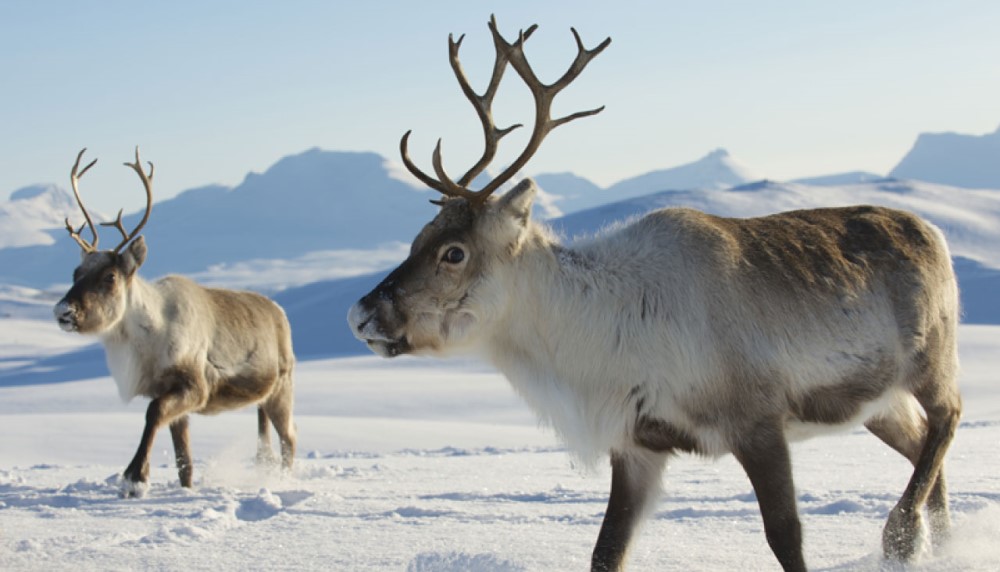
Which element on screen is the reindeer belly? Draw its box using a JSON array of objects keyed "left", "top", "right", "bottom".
[
  {"left": 781, "top": 343, "right": 905, "bottom": 441},
  {"left": 785, "top": 387, "right": 901, "bottom": 441},
  {"left": 199, "top": 365, "right": 280, "bottom": 414}
]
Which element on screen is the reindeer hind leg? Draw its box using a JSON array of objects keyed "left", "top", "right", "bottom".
[
  {"left": 169, "top": 414, "right": 194, "bottom": 488},
  {"left": 880, "top": 344, "right": 961, "bottom": 560},
  {"left": 255, "top": 406, "right": 277, "bottom": 465},
  {"left": 262, "top": 378, "right": 296, "bottom": 471}
]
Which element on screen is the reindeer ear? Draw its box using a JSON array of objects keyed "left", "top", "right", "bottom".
[
  {"left": 121, "top": 235, "right": 147, "bottom": 277},
  {"left": 497, "top": 179, "right": 537, "bottom": 224}
]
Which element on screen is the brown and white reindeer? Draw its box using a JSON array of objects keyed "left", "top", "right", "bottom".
[
  {"left": 54, "top": 148, "right": 296, "bottom": 498},
  {"left": 347, "top": 16, "right": 962, "bottom": 572}
]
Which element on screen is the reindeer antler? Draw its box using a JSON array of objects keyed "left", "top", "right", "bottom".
[
  {"left": 401, "top": 14, "right": 611, "bottom": 207},
  {"left": 64, "top": 147, "right": 154, "bottom": 255},
  {"left": 65, "top": 148, "right": 100, "bottom": 252},
  {"left": 101, "top": 146, "right": 154, "bottom": 253}
]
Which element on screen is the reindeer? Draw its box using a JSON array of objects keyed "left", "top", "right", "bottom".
[
  {"left": 54, "top": 148, "right": 296, "bottom": 498},
  {"left": 348, "top": 16, "right": 962, "bottom": 571}
]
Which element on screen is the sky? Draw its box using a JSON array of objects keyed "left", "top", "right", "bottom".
[{"left": 2, "top": 0, "right": 999, "bottom": 214}]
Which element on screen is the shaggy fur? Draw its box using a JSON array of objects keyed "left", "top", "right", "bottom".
[
  {"left": 349, "top": 179, "right": 961, "bottom": 571},
  {"left": 55, "top": 236, "right": 296, "bottom": 497}
]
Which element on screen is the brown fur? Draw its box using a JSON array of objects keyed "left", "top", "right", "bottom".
[
  {"left": 351, "top": 184, "right": 962, "bottom": 571},
  {"left": 56, "top": 237, "right": 296, "bottom": 496}
]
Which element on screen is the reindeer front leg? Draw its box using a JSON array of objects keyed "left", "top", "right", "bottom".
[
  {"left": 121, "top": 371, "right": 207, "bottom": 498},
  {"left": 732, "top": 420, "right": 806, "bottom": 572},
  {"left": 592, "top": 449, "right": 667, "bottom": 572}
]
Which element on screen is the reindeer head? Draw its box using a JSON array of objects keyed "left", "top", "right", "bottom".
[
  {"left": 348, "top": 15, "right": 609, "bottom": 358},
  {"left": 54, "top": 148, "right": 154, "bottom": 334}
]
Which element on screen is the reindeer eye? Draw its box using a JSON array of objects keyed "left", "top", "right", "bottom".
[
  {"left": 104, "top": 272, "right": 116, "bottom": 284},
  {"left": 442, "top": 247, "right": 465, "bottom": 264}
]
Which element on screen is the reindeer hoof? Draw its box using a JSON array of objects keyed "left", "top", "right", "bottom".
[
  {"left": 255, "top": 450, "right": 279, "bottom": 467},
  {"left": 119, "top": 476, "right": 149, "bottom": 499},
  {"left": 882, "top": 507, "right": 927, "bottom": 561}
]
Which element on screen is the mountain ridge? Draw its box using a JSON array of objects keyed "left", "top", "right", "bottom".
[{"left": 890, "top": 125, "right": 1000, "bottom": 189}]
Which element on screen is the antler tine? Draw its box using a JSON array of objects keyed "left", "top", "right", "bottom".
[
  {"left": 66, "top": 148, "right": 100, "bottom": 253},
  {"left": 399, "top": 131, "right": 475, "bottom": 201},
  {"left": 401, "top": 17, "right": 609, "bottom": 207},
  {"left": 479, "top": 24, "right": 611, "bottom": 198},
  {"left": 450, "top": 16, "right": 536, "bottom": 187},
  {"left": 105, "top": 146, "right": 154, "bottom": 253},
  {"left": 399, "top": 15, "right": 539, "bottom": 204},
  {"left": 431, "top": 140, "right": 478, "bottom": 200},
  {"left": 99, "top": 208, "right": 129, "bottom": 247}
]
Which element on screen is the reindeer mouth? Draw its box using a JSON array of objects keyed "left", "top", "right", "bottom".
[
  {"left": 54, "top": 302, "right": 79, "bottom": 332},
  {"left": 348, "top": 303, "right": 411, "bottom": 358},
  {"left": 57, "top": 316, "right": 78, "bottom": 332},
  {"left": 365, "top": 338, "right": 411, "bottom": 358}
]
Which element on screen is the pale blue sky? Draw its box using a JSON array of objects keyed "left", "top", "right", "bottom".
[{"left": 2, "top": 0, "right": 998, "bottom": 214}]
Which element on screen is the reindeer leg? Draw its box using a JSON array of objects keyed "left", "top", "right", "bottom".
[
  {"left": 866, "top": 395, "right": 951, "bottom": 551},
  {"left": 591, "top": 449, "right": 666, "bottom": 572},
  {"left": 263, "top": 391, "right": 296, "bottom": 471},
  {"left": 255, "top": 407, "right": 276, "bottom": 465},
  {"left": 733, "top": 421, "right": 806, "bottom": 572},
  {"left": 121, "top": 370, "right": 207, "bottom": 498},
  {"left": 121, "top": 398, "right": 162, "bottom": 498},
  {"left": 882, "top": 381, "right": 961, "bottom": 560},
  {"left": 169, "top": 415, "right": 193, "bottom": 488}
]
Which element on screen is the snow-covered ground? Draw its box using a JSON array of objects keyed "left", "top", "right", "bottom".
[
  {"left": 2, "top": 163, "right": 999, "bottom": 569},
  {"left": 1, "top": 310, "right": 998, "bottom": 570}
]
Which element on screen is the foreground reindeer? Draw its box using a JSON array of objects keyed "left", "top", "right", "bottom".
[
  {"left": 348, "top": 16, "right": 961, "bottom": 571},
  {"left": 54, "top": 148, "right": 296, "bottom": 497}
]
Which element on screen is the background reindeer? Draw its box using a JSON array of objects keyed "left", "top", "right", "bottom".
[
  {"left": 348, "top": 16, "right": 962, "bottom": 571},
  {"left": 54, "top": 148, "right": 296, "bottom": 498}
]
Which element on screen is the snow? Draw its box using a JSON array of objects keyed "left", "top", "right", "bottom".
[
  {"left": 1, "top": 304, "right": 999, "bottom": 571},
  {"left": 2, "top": 131, "right": 1000, "bottom": 570},
  {"left": 0, "top": 185, "right": 106, "bottom": 249}
]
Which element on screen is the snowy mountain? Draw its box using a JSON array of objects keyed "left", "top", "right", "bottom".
[
  {"left": 532, "top": 172, "right": 605, "bottom": 216},
  {"left": 601, "top": 148, "right": 754, "bottom": 205},
  {"left": 0, "top": 147, "right": 765, "bottom": 289},
  {"left": 532, "top": 149, "right": 757, "bottom": 215},
  {"left": 890, "top": 125, "right": 1000, "bottom": 189},
  {"left": 0, "top": 149, "right": 434, "bottom": 288},
  {"left": 278, "top": 178, "right": 1000, "bottom": 357},
  {"left": 0, "top": 185, "right": 106, "bottom": 249},
  {"left": 791, "top": 171, "right": 884, "bottom": 186},
  {"left": 3, "top": 150, "right": 1000, "bottom": 572}
]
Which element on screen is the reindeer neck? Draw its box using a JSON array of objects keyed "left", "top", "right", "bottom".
[
  {"left": 102, "top": 274, "right": 164, "bottom": 344},
  {"left": 488, "top": 224, "right": 636, "bottom": 369}
]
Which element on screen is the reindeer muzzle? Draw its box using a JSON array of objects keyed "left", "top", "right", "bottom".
[
  {"left": 347, "top": 300, "right": 410, "bottom": 358},
  {"left": 53, "top": 299, "right": 79, "bottom": 332}
]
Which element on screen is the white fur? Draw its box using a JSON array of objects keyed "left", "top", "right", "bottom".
[
  {"left": 385, "top": 199, "right": 955, "bottom": 466},
  {"left": 350, "top": 173, "right": 960, "bottom": 571}
]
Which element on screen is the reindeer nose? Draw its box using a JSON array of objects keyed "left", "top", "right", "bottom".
[
  {"left": 54, "top": 300, "right": 77, "bottom": 331},
  {"left": 347, "top": 302, "right": 373, "bottom": 339}
]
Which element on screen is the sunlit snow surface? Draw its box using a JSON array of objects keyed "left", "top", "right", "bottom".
[{"left": 1, "top": 312, "right": 998, "bottom": 570}]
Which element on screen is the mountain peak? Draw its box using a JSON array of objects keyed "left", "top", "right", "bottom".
[
  {"left": 703, "top": 148, "right": 731, "bottom": 160},
  {"left": 605, "top": 147, "right": 755, "bottom": 193},
  {"left": 890, "top": 124, "right": 1000, "bottom": 189},
  {"left": 1, "top": 184, "right": 106, "bottom": 249},
  {"left": 10, "top": 184, "right": 70, "bottom": 204}
]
